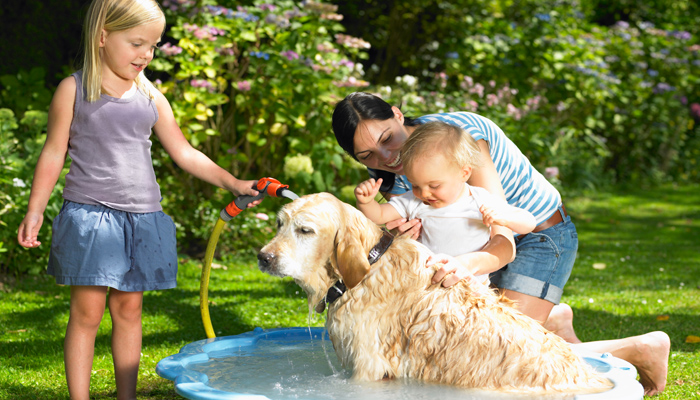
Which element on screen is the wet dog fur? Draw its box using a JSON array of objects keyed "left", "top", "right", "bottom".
[{"left": 257, "top": 193, "right": 612, "bottom": 393}]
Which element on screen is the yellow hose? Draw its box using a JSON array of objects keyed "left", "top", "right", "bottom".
[{"left": 200, "top": 217, "right": 227, "bottom": 338}]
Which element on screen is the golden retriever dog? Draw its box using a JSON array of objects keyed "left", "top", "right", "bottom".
[{"left": 257, "top": 193, "right": 612, "bottom": 394}]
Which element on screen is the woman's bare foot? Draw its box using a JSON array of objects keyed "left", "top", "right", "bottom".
[
  {"left": 632, "top": 331, "right": 670, "bottom": 396},
  {"left": 571, "top": 331, "right": 670, "bottom": 396},
  {"left": 543, "top": 303, "right": 582, "bottom": 344}
]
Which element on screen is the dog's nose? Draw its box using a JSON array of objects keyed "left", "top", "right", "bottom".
[{"left": 257, "top": 251, "right": 275, "bottom": 268}]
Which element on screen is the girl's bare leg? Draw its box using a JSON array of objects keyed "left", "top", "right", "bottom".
[
  {"left": 108, "top": 288, "right": 143, "bottom": 400},
  {"left": 65, "top": 286, "right": 108, "bottom": 400}
]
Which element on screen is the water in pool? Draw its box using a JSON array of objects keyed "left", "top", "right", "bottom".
[{"left": 187, "top": 335, "right": 579, "bottom": 400}]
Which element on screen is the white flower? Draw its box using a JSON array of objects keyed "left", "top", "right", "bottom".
[
  {"left": 398, "top": 74, "right": 418, "bottom": 88},
  {"left": 13, "top": 178, "right": 26, "bottom": 188},
  {"left": 284, "top": 154, "right": 314, "bottom": 178}
]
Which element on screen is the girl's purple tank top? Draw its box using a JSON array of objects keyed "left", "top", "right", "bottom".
[{"left": 63, "top": 71, "right": 163, "bottom": 213}]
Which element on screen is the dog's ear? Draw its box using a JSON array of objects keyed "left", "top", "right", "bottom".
[
  {"left": 334, "top": 231, "right": 371, "bottom": 289},
  {"left": 332, "top": 204, "right": 374, "bottom": 289}
]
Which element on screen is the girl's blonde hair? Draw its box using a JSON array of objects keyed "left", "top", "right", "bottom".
[
  {"left": 81, "top": 0, "right": 164, "bottom": 101},
  {"left": 401, "top": 121, "right": 483, "bottom": 172}
]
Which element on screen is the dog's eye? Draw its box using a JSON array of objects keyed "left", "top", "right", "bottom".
[
  {"left": 297, "top": 227, "right": 314, "bottom": 235},
  {"left": 276, "top": 219, "right": 282, "bottom": 229}
]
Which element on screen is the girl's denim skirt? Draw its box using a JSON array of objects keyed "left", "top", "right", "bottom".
[{"left": 48, "top": 200, "right": 178, "bottom": 292}]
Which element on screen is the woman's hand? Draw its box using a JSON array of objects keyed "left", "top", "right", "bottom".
[
  {"left": 427, "top": 253, "right": 479, "bottom": 287},
  {"left": 385, "top": 217, "right": 422, "bottom": 240}
]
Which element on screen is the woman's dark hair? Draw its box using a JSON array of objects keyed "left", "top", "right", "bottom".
[{"left": 331, "top": 92, "right": 420, "bottom": 193}]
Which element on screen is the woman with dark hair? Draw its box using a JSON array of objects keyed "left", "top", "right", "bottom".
[
  {"left": 331, "top": 92, "right": 669, "bottom": 396},
  {"left": 334, "top": 92, "right": 570, "bottom": 317}
]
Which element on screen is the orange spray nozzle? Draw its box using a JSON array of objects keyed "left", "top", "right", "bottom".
[{"left": 221, "top": 177, "right": 298, "bottom": 221}]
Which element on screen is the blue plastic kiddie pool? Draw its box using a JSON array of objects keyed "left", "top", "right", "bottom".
[{"left": 157, "top": 327, "right": 644, "bottom": 400}]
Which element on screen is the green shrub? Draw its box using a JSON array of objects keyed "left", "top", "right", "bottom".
[
  {"left": 149, "top": 0, "right": 370, "bottom": 251},
  {"left": 0, "top": 67, "right": 52, "bottom": 116},
  {"left": 339, "top": 0, "right": 700, "bottom": 187},
  {"left": 5, "top": 0, "right": 699, "bottom": 275},
  {"left": 0, "top": 106, "right": 63, "bottom": 275}
]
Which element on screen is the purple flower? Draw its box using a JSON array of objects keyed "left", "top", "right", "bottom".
[
  {"left": 217, "top": 47, "right": 236, "bottom": 56},
  {"left": 653, "top": 83, "right": 675, "bottom": 94},
  {"left": 336, "top": 59, "right": 355, "bottom": 69},
  {"left": 469, "top": 83, "right": 484, "bottom": 98},
  {"left": 284, "top": 9, "right": 305, "bottom": 19},
  {"left": 506, "top": 104, "right": 522, "bottom": 120},
  {"left": 206, "top": 5, "right": 234, "bottom": 17},
  {"left": 159, "top": 42, "right": 183, "bottom": 56},
  {"left": 234, "top": 11, "right": 259, "bottom": 22},
  {"left": 281, "top": 50, "right": 300, "bottom": 61},
  {"left": 265, "top": 14, "right": 290, "bottom": 28},
  {"left": 316, "top": 43, "right": 338, "bottom": 53},
  {"left": 486, "top": 93, "right": 498, "bottom": 107},
  {"left": 190, "top": 79, "right": 215, "bottom": 91},
  {"left": 237, "top": 81, "right": 251, "bottom": 91},
  {"left": 690, "top": 103, "right": 700, "bottom": 119},
  {"left": 545, "top": 167, "right": 560, "bottom": 179},
  {"left": 671, "top": 31, "right": 692, "bottom": 40}
]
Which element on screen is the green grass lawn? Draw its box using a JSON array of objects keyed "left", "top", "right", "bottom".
[{"left": 1, "top": 183, "right": 699, "bottom": 399}]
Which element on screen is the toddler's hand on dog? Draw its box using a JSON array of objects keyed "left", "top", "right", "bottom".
[{"left": 428, "top": 254, "right": 477, "bottom": 287}]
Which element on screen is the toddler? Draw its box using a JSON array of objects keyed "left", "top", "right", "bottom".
[{"left": 355, "top": 121, "right": 536, "bottom": 283}]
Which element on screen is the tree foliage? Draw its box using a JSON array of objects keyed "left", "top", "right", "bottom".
[{"left": 1, "top": 0, "right": 699, "bottom": 275}]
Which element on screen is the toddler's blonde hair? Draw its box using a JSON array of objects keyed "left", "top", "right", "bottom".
[
  {"left": 81, "top": 0, "right": 164, "bottom": 101},
  {"left": 402, "top": 121, "right": 483, "bottom": 172}
]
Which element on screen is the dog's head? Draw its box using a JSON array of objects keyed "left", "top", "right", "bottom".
[{"left": 257, "top": 192, "right": 382, "bottom": 311}]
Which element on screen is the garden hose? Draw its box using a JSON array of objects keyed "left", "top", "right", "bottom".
[{"left": 200, "top": 178, "right": 298, "bottom": 338}]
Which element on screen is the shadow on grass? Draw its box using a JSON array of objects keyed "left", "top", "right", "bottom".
[
  {"left": 567, "top": 307, "right": 699, "bottom": 352},
  {"left": 1, "top": 382, "right": 182, "bottom": 400},
  {"left": 568, "top": 185, "right": 700, "bottom": 293},
  {"left": 570, "top": 184, "right": 700, "bottom": 240}
]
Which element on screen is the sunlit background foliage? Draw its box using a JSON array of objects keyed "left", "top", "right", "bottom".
[{"left": 1, "top": 0, "right": 699, "bottom": 274}]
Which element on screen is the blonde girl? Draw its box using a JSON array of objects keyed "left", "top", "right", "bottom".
[{"left": 17, "top": 0, "right": 260, "bottom": 398}]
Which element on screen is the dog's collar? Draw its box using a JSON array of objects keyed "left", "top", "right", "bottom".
[
  {"left": 325, "top": 229, "right": 394, "bottom": 305},
  {"left": 367, "top": 229, "right": 395, "bottom": 265}
]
